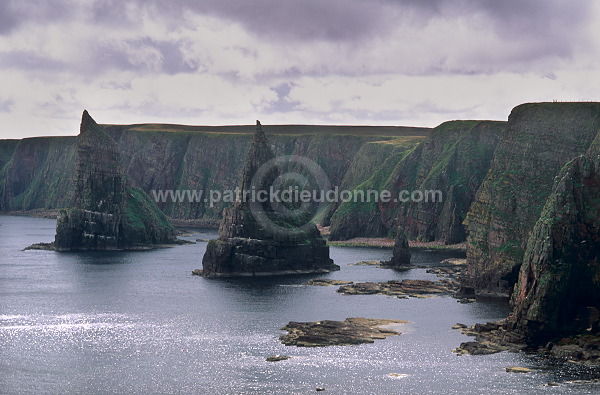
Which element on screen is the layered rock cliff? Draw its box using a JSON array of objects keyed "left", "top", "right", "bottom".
[
  {"left": 465, "top": 103, "right": 600, "bottom": 294},
  {"left": 54, "top": 111, "right": 176, "bottom": 251},
  {"left": 0, "top": 137, "right": 76, "bottom": 211},
  {"left": 200, "top": 121, "right": 339, "bottom": 277},
  {"left": 507, "top": 137, "right": 600, "bottom": 344},
  {"left": 0, "top": 124, "right": 429, "bottom": 225},
  {"left": 329, "top": 120, "right": 504, "bottom": 243}
]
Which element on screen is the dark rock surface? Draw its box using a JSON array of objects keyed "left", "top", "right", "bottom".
[
  {"left": 452, "top": 320, "right": 600, "bottom": 364},
  {"left": 305, "top": 279, "right": 354, "bottom": 286},
  {"left": 53, "top": 111, "right": 177, "bottom": 251},
  {"left": 200, "top": 121, "right": 339, "bottom": 277},
  {"left": 385, "top": 228, "right": 411, "bottom": 267},
  {"left": 279, "top": 317, "right": 407, "bottom": 347},
  {"left": 266, "top": 355, "right": 291, "bottom": 362},
  {"left": 337, "top": 279, "right": 459, "bottom": 297},
  {"left": 452, "top": 320, "right": 526, "bottom": 356}
]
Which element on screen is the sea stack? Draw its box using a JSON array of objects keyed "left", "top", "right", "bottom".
[
  {"left": 386, "top": 228, "right": 411, "bottom": 267},
  {"left": 54, "top": 110, "right": 177, "bottom": 251},
  {"left": 200, "top": 121, "right": 339, "bottom": 277}
]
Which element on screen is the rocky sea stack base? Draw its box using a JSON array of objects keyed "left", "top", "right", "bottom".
[
  {"left": 43, "top": 111, "right": 178, "bottom": 251},
  {"left": 199, "top": 121, "right": 339, "bottom": 277}
]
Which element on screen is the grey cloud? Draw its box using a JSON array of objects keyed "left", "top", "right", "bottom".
[
  {"left": 0, "top": 98, "right": 14, "bottom": 112},
  {"left": 0, "top": 0, "right": 73, "bottom": 35},
  {"left": 0, "top": 51, "right": 66, "bottom": 71},
  {"left": 89, "top": 38, "right": 198, "bottom": 74},
  {"left": 265, "top": 82, "right": 302, "bottom": 113}
]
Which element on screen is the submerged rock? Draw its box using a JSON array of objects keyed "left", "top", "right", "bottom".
[
  {"left": 279, "top": 317, "right": 407, "bottom": 347},
  {"left": 505, "top": 366, "right": 533, "bottom": 373},
  {"left": 52, "top": 111, "right": 177, "bottom": 251},
  {"left": 266, "top": 355, "right": 291, "bottom": 362},
  {"left": 304, "top": 279, "right": 353, "bottom": 286},
  {"left": 200, "top": 121, "right": 339, "bottom": 277}
]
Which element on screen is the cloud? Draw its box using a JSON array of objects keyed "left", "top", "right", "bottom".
[
  {"left": 0, "top": 98, "right": 14, "bottom": 113},
  {"left": 0, "top": 0, "right": 598, "bottom": 139}
]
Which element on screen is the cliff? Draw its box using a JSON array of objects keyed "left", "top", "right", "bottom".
[
  {"left": 465, "top": 103, "right": 600, "bottom": 294},
  {"left": 200, "top": 121, "right": 339, "bottom": 277},
  {"left": 0, "top": 137, "right": 76, "bottom": 211},
  {"left": 0, "top": 124, "right": 430, "bottom": 225},
  {"left": 507, "top": 136, "right": 600, "bottom": 344},
  {"left": 54, "top": 111, "right": 176, "bottom": 251},
  {"left": 329, "top": 120, "right": 503, "bottom": 243}
]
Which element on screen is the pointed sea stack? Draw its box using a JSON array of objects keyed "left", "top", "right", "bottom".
[
  {"left": 200, "top": 121, "right": 339, "bottom": 277},
  {"left": 385, "top": 228, "right": 411, "bottom": 268},
  {"left": 53, "top": 111, "right": 177, "bottom": 251}
]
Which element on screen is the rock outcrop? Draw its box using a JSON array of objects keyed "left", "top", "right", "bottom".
[
  {"left": 385, "top": 228, "right": 411, "bottom": 267},
  {"left": 200, "top": 121, "right": 339, "bottom": 277},
  {"left": 465, "top": 103, "right": 600, "bottom": 294},
  {"left": 54, "top": 111, "right": 176, "bottom": 251},
  {"left": 279, "top": 317, "right": 407, "bottom": 347}
]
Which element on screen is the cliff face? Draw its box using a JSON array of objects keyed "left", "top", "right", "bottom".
[
  {"left": 329, "top": 121, "right": 503, "bottom": 243},
  {"left": 54, "top": 111, "right": 176, "bottom": 251},
  {"left": 465, "top": 103, "right": 600, "bottom": 294},
  {"left": 507, "top": 138, "right": 600, "bottom": 344},
  {"left": 0, "top": 137, "right": 76, "bottom": 211},
  {"left": 201, "top": 121, "right": 339, "bottom": 277},
  {"left": 327, "top": 137, "right": 424, "bottom": 239},
  {"left": 1, "top": 123, "right": 428, "bottom": 222}
]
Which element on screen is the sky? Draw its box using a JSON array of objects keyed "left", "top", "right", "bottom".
[{"left": 1, "top": 0, "right": 599, "bottom": 139}]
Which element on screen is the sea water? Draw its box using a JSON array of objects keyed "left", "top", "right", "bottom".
[{"left": 0, "top": 216, "right": 598, "bottom": 394}]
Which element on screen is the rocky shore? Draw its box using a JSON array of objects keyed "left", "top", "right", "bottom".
[
  {"left": 279, "top": 317, "right": 408, "bottom": 347},
  {"left": 452, "top": 320, "right": 600, "bottom": 365}
]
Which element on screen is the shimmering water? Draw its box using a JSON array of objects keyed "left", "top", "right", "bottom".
[{"left": 1, "top": 216, "right": 598, "bottom": 394}]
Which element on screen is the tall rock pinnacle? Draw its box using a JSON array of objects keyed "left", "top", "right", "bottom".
[
  {"left": 200, "top": 120, "right": 339, "bottom": 277},
  {"left": 53, "top": 110, "right": 176, "bottom": 251}
]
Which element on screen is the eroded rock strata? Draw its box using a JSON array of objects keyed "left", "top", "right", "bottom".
[
  {"left": 337, "top": 279, "right": 459, "bottom": 297},
  {"left": 465, "top": 103, "right": 600, "bottom": 295},
  {"left": 456, "top": 132, "right": 600, "bottom": 362},
  {"left": 54, "top": 111, "right": 176, "bottom": 251},
  {"left": 279, "top": 317, "right": 407, "bottom": 347},
  {"left": 507, "top": 138, "right": 600, "bottom": 345},
  {"left": 200, "top": 121, "right": 339, "bottom": 277}
]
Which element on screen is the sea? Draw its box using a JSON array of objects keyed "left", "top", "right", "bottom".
[{"left": 1, "top": 216, "right": 598, "bottom": 394}]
